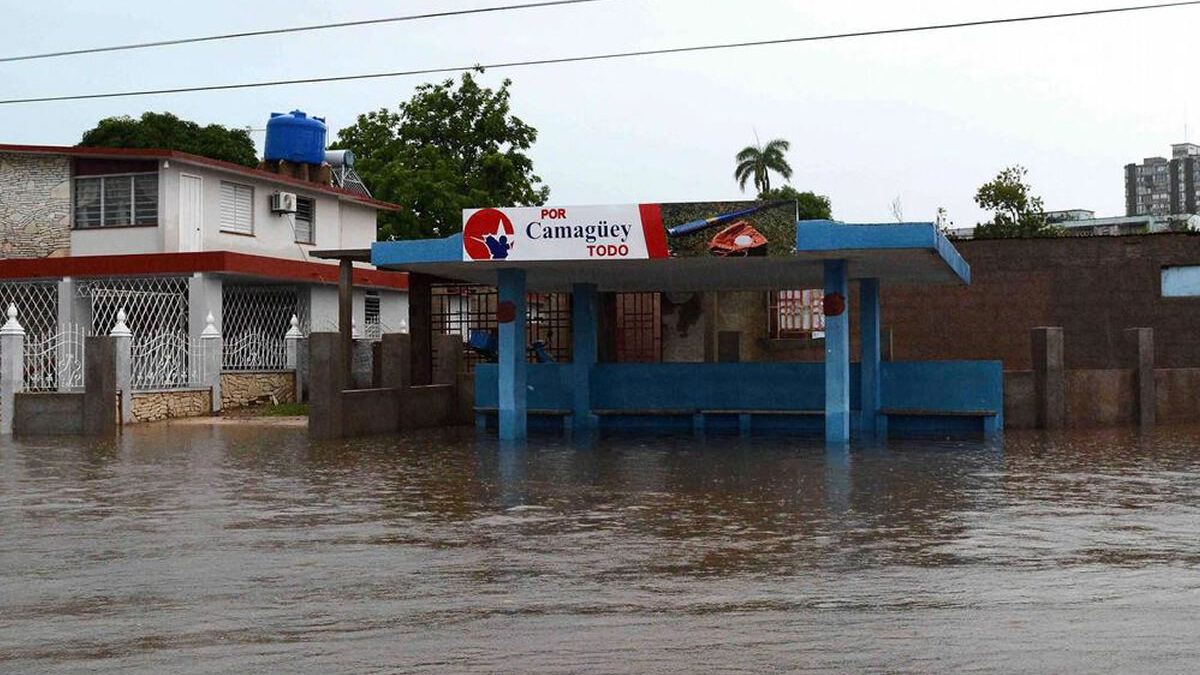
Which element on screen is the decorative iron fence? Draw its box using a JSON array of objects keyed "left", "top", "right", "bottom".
[
  {"left": 22, "top": 324, "right": 86, "bottom": 392},
  {"left": 223, "top": 332, "right": 287, "bottom": 371},
  {"left": 130, "top": 333, "right": 210, "bottom": 391}
]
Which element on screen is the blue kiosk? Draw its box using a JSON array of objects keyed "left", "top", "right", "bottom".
[{"left": 371, "top": 206, "right": 1001, "bottom": 445}]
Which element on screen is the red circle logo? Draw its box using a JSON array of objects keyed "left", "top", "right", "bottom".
[{"left": 463, "top": 208, "right": 515, "bottom": 260}]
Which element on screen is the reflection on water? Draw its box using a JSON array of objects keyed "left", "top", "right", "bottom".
[{"left": 2, "top": 424, "right": 1199, "bottom": 673}]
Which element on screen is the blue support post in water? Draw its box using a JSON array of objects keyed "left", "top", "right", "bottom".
[
  {"left": 859, "top": 278, "right": 884, "bottom": 439},
  {"left": 498, "top": 268, "right": 527, "bottom": 440},
  {"left": 824, "top": 259, "right": 850, "bottom": 445},
  {"left": 571, "top": 283, "right": 598, "bottom": 433}
]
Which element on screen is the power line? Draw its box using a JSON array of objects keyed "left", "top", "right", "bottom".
[
  {"left": 2, "top": 0, "right": 1197, "bottom": 106},
  {"left": 0, "top": 0, "right": 610, "bottom": 64}
]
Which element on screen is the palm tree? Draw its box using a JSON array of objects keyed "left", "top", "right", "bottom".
[{"left": 734, "top": 138, "right": 793, "bottom": 195}]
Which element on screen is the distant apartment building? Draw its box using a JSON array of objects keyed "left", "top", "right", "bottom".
[{"left": 1124, "top": 143, "right": 1200, "bottom": 216}]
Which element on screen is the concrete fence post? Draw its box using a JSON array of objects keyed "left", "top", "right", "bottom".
[
  {"left": 201, "top": 312, "right": 222, "bottom": 413},
  {"left": 285, "top": 314, "right": 304, "bottom": 402},
  {"left": 0, "top": 304, "right": 26, "bottom": 435},
  {"left": 1125, "top": 327, "right": 1155, "bottom": 427},
  {"left": 110, "top": 308, "right": 133, "bottom": 424},
  {"left": 1031, "top": 326, "right": 1065, "bottom": 430}
]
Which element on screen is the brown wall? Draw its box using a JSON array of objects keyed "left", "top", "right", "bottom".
[{"left": 885, "top": 233, "right": 1200, "bottom": 370}]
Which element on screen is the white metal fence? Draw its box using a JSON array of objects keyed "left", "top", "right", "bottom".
[
  {"left": 81, "top": 277, "right": 193, "bottom": 390},
  {"left": 23, "top": 324, "right": 86, "bottom": 392}
]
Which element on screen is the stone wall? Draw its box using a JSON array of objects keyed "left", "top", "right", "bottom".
[
  {"left": 221, "top": 371, "right": 296, "bottom": 409},
  {"left": 0, "top": 153, "right": 71, "bottom": 258},
  {"left": 131, "top": 389, "right": 212, "bottom": 423}
]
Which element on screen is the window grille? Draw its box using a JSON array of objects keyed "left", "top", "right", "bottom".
[
  {"left": 431, "top": 284, "right": 572, "bottom": 371},
  {"left": 222, "top": 285, "right": 306, "bottom": 370},
  {"left": 219, "top": 181, "right": 254, "bottom": 234},
  {"left": 294, "top": 197, "right": 315, "bottom": 244},
  {"left": 615, "top": 292, "right": 661, "bottom": 362},
  {"left": 364, "top": 291, "right": 381, "bottom": 340},
  {"left": 769, "top": 289, "right": 825, "bottom": 339},
  {"left": 78, "top": 277, "right": 190, "bottom": 389},
  {"left": 74, "top": 173, "right": 157, "bottom": 228}
]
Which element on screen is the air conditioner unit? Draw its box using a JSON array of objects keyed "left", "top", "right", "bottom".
[{"left": 270, "top": 192, "right": 297, "bottom": 214}]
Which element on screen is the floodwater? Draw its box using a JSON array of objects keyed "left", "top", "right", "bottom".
[{"left": 1, "top": 424, "right": 1199, "bottom": 674}]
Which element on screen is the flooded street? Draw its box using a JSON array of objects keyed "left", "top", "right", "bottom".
[{"left": 1, "top": 424, "right": 1199, "bottom": 673}]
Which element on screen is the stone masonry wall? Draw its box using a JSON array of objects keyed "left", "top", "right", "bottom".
[
  {"left": 131, "top": 389, "right": 212, "bottom": 423},
  {"left": 221, "top": 371, "right": 296, "bottom": 409},
  {"left": 0, "top": 153, "right": 72, "bottom": 258}
]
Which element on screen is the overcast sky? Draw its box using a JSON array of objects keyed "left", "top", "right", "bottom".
[{"left": 2, "top": 0, "right": 1197, "bottom": 227}]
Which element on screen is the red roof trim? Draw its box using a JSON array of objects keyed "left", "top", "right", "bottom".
[
  {"left": 0, "top": 251, "right": 408, "bottom": 290},
  {"left": 0, "top": 143, "right": 402, "bottom": 212}
]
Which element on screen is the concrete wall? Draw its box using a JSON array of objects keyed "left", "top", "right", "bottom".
[
  {"left": 13, "top": 393, "right": 85, "bottom": 434},
  {"left": 131, "top": 389, "right": 212, "bottom": 422},
  {"left": 220, "top": 371, "right": 296, "bottom": 409},
  {"left": 0, "top": 153, "right": 71, "bottom": 258}
]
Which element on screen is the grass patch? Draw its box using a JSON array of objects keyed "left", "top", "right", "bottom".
[{"left": 264, "top": 402, "right": 309, "bottom": 416}]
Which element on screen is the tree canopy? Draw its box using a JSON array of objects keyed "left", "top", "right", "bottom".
[
  {"left": 734, "top": 138, "right": 792, "bottom": 195},
  {"left": 334, "top": 69, "right": 550, "bottom": 240},
  {"left": 759, "top": 185, "right": 832, "bottom": 220},
  {"left": 78, "top": 112, "right": 258, "bottom": 167},
  {"left": 974, "top": 165, "right": 1061, "bottom": 238}
]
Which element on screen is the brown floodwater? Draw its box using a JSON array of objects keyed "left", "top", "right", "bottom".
[{"left": 1, "top": 423, "right": 1199, "bottom": 673}]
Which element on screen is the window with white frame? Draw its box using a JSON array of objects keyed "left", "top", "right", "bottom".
[
  {"left": 74, "top": 173, "right": 158, "bottom": 228},
  {"left": 294, "top": 197, "right": 315, "bottom": 244},
  {"left": 219, "top": 181, "right": 254, "bottom": 235},
  {"left": 768, "top": 289, "right": 825, "bottom": 339}
]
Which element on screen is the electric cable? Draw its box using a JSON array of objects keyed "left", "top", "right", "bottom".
[
  {"left": 1, "top": 0, "right": 1197, "bottom": 105},
  {"left": 0, "top": 0, "right": 612, "bottom": 64}
]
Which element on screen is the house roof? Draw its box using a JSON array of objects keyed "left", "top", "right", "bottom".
[{"left": 0, "top": 143, "right": 402, "bottom": 212}]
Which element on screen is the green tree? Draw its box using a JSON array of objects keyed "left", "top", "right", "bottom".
[
  {"left": 758, "top": 185, "right": 832, "bottom": 220},
  {"left": 334, "top": 69, "right": 550, "bottom": 240},
  {"left": 734, "top": 138, "right": 792, "bottom": 195},
  {"left": 78, "top": 112, "right": 257, "bottom": 167},
  {"left": 974, "top": 165, "right": 1061, "bottom": 238}
]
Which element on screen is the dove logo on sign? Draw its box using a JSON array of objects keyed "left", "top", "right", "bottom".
[{"left": 463, "top": 208, "right": 515, "bottom": 260}]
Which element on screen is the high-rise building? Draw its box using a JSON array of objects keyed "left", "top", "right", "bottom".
[{"left": 1125, "top": 143, "right": 1200, "bottom": 216}]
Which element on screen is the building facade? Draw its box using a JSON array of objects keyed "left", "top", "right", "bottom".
[
  {"left": 1124, "top": 143, "right": 1200, "bottom": 216},
  {"left": 0, "top": 144, "right": 407, "bottom": 403}
]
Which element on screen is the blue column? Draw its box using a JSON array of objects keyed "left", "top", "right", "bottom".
[
  {"left": 859, "top": 278, "right": 884, "bottom": 439},
  {"left": 571, "top": 283, "right": 598, "bottom": 432},
  {"left": 498, "top": 268, "right": 527, "bottom": 440},
  {"left": 824, "top": 259, "right": 850, "bottom": 445}
]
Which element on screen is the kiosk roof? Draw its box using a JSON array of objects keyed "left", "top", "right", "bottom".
[{"left": 370, "top": 220, "right": 970, "bottom": 291}]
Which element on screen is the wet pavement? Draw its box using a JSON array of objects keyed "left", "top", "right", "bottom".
[{"left": 1, "top": 423, "right": 1199, "bottom": 673}]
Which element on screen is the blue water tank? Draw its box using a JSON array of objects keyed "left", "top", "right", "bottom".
[{"left": 264, "top": 110, "right": 327, "bottom": 164}]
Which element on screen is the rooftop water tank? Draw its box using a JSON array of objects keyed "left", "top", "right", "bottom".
[{"left": 264, "top": 110, "right": 327, "bottom": 164}]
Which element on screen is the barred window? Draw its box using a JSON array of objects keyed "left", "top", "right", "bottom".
[
  {"left": 768, "top": 289, "right": 825, "bottom": 339},
  {"left": 74, "top": 173, "right": 157, "bottom": 228},
  {"left": 219, "top": 181, "right": 254, "bottom": 235},
  {"left": 294, "top": 197, "right": 315, "bottom": 244}
]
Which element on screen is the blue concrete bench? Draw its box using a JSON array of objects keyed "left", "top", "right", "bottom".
[
  {"left": 880, "top": 407, "right": 1000, "bottom": 437},
  {"left": 474, "top": 406, "right": 571, "bottom": 433},
  {"left": 700, "top": 409, "right": 824, "bottom": 436}
]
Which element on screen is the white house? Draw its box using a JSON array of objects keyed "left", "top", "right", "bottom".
[{"left": 0, "top": 143, "right": 408, "bottom": 397}]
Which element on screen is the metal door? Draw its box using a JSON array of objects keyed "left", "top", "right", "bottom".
[{"left": 179, "top": 174, "right": 203, "bottom": 252}]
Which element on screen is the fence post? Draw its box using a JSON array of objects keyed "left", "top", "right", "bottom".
[
  {"left": 285, "top": 314, "right": 304, "bottom": 402},
  {"left": 0, "top": 304, "right": 25, "bottom": 435},
  {"left": 110, "top": 308, "right": 133, "bottom": 424},
  {"left": 201, "top": 312, "right": 223, "bottom": 413}
]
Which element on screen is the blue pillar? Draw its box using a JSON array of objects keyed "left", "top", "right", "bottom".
[
  {"left": 498, "top": 268, "right": 527, "bottom": 440},
  {"left": 571, "top": 283, "right": 598, "bottom": 432},
  {"left": 859, "top": 278, "right": 884, "bottom": 439},
  {"left": 824, "top": 259, "right": 850, "bottom": 445}
]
